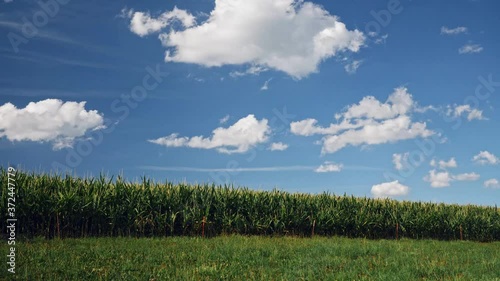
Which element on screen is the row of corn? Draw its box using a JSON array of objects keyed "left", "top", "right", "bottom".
[{"left": 1, "top": 168, "right": 499, "bottom": 241}]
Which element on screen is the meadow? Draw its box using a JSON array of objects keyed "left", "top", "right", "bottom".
[
  {"left": 1, "top": 169, "right": 499, "bottom": 241},
  {"left": 1, "top": 236, "right": 499, "bottom": 280}
]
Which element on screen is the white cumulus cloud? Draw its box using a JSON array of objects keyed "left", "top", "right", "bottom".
[
  {"left": 290, "top": 118, "right": 375, "bottom": 137},
  {"left": 447, "top": 104, "right": 485, "bottom": 121},
  {"left": 443, "top": 158, "right": 458, "bottom": 168},
  {"left": 371, "top": 181, "right": 409, "bottom": 198},
  {"left": 148, "top": 114, "right": 270, "bottom": 154},
  {"left": 314, "top": 162, "right": 343, "bottom": 173},
  {"left": 472, "top": 151, "right": 499, "bottom": 165},
  {"left": 128, "top": 0, "right": 365, "bottom": 79},
  {"left": 268, "top": 142, "right": 288, "bottom": 151},
  {"left": 343, "top": 87, "right": 415, "bottom": 120},
  {"left": 321, "top": 116, "right": 433, "bottom": 154},
  {"left": 290, "top": 87, "right": 434, "bottom": 154},
  {"left": 430, "top": 157, "right": 458, "bottom": 169},
  {"left": 0, "top": 99, "right": 104, "bottom": 150},
  {"left": 393, "top": 152, "right": 410, "bottom": 171},
  {"left": 125, "top": 7, "right": 196, "bottom": 37},
  {"left": 424, "top": 170, "right": 480, "bottom": 188},
  {"left": 424, "top": 170, "right": 452, "bottom": 188},
  {"left": 484, "top": 178, "right": 500, "bottom": 189}
]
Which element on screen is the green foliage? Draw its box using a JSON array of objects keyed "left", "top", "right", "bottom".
[
  {"left": 1, "top": 168, "right": 499, "bottom": 241},
  {"left": 1, "top": 236, "right": 499, "bottom": 280}
]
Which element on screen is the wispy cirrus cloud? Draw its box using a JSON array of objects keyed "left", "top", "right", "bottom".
[
  {"left": 230, "top": 65, "right": 268, "bottom": 78},
  {"left": 139, "top": 165, "right": 314, "bottom": 173},
  {"left": 0, "top": 21, "right": 80, "bottom": 46},
  {"left": 260, "top": 78, "right": 272, "bottom": 91},
  {"left": 219, "top": 114, "right": 230, "bottom": 124},
  {"left": 138, "top": 164, "right": 381, "bottom": 173},
  {"left": 459, "top": 44, "right": 483, "bottom": 54},
  {"left": 440, "top": 26, "right": 468, "bottom": 35},
  {"left": 344, "top": 60, "right": 362, "bottom": 74}
]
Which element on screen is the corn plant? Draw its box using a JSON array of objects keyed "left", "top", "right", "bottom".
[{"left": 1, "top": 168, "right": 499, "bottom": 241}]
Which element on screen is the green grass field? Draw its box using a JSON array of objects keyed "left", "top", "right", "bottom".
[{"left": 2, "top": 236, "right": 499, "bottom": 280}]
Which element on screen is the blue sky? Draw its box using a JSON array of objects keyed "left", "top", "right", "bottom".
[{"left": 1, "top": 0, "right": 499, "bottom": 205}]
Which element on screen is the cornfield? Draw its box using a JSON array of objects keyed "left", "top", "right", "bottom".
[{"left": 1, "top": 168, "right": 499, "bottom": 241}]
